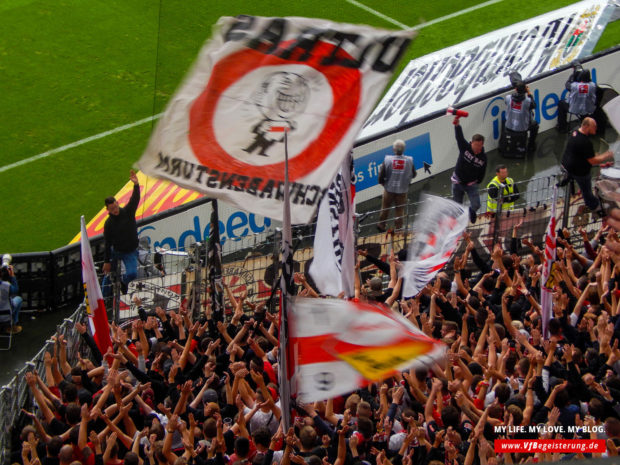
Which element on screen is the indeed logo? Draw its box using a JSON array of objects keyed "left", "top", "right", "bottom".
[
  {"left": 138, "top": 212, "right": 271, "bottom": 250},
  {"left": 484, "top": 96, "right": 505, "bottom": 140},
  {"left": 483, "top": 68, "right": 598, "bottom": 140}
]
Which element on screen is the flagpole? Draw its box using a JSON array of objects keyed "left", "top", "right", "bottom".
[
  {"left": 207, "top": 199, "right": 224, "bottom": 322},
  {"left": 278, "top": 128, "right": 293, "bottom": 432},
  {"left": 541, "top": 185, "right": 558, "bottom": 340}
]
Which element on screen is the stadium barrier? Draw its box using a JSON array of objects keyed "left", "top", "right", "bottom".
[{"left": 4, "top": 171, "right": 603, "bottom": 317}]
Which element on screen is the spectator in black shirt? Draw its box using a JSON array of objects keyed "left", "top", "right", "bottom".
[
  {"left": 561, "top": 118, "right": 613, "bottom": 211},
  {"left": 450, "top": 118, "right": 487, "bottom": 223},
  {"left": 102, "top": 170, "right": 141, "bottom": 295}
]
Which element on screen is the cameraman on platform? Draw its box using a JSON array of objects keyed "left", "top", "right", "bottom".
[
  {"left": 557, "top": 65, "right": 597, "bottom": 132},
  {"left": 504, "top": 82, "right": 538, "bottom": 153}
]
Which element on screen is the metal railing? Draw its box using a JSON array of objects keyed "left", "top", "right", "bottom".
[{"left": 0, "top": 305, "right": 89, "bottom": 465}]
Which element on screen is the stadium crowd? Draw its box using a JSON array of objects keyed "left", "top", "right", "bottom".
[{"left": 14, "top": 220, "right": 620, "bottom": 465}]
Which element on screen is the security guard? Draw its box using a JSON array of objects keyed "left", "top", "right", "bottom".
[{"left": 486, "top": 164, "right": 520, "bottom": 212}]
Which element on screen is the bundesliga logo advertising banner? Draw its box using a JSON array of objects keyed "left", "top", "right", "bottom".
[
  {"left": 139, "top": 16, "right": 414, "bottom": 224},
  {"left": 359, "top": 0, "right": 610, "bottom": 140}
]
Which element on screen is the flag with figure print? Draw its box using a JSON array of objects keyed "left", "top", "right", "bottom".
[
  {"left": 401, "top": 195, "right": 469, "bottom": 298},
  {"left": 137, "top": 16, "right": 415, "bottom": 224},
  {"left": 289, "top": 297, "right": 445, "bottom": 402},
  {"left": 541, "top": 186, "right": 558, "bottom": 339},
  {"left": 309, "top": 152, "right": 355, "bottom": 297},
  {"left": 207, "top": 200, "right": 224, "bottom": 322},
  {"left": 80, "top": 216, "right": 112, "bottom": 356}
]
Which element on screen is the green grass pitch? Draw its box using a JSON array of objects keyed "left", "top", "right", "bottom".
[{"left": 0, "top": 0, "right": 617, "bottom": 252}]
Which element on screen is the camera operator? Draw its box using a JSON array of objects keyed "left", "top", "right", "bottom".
[
  {"left": 504, "top": 82, "right": 538, "bottom": 153},
  {"left": 557, "top": 65, "right": 597, "bottom": 132},
  {"left": 0, "top": 258, "right": 23, "bottom": 334}
]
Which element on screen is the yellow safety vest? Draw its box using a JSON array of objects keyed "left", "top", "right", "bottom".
[{"left": 487, "top": 176, "right": 516, "bottom": 212}]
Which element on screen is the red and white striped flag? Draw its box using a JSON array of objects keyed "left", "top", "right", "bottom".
[
  {"left": 541, "top": 186, "right": 558, "bottom": 339},
  {"left": 80, "top": 216, "right": 112, "bottom": 356},
  {"left": 289, "top": 297, "right": 445, "bottom": 402}
]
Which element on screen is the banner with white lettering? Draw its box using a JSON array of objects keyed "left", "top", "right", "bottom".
[
  {"left": 289, "top": 297, "right": 445, "bottom": 402},
  {"left": 401, "top": 195, "right": 468, "bottom": 298},
  {"left": 360, "top": 0, "right": 610, "bottom": 140},
  {"left": 138, "top": 16, "right": 414, "bottom": 224},
  {"left": 309, "top": 153, "right": 355, "bottom": 297}
]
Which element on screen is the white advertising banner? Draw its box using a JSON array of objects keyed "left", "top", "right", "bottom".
[
  {"left": 359, "top": 0, "right": 611, "bottom": 140},
  {"left": 352, "top": 48, "right": 620, "bottom": 204},
  {"left": 135, "top": 200, "right": 272, "bottom": 252}
]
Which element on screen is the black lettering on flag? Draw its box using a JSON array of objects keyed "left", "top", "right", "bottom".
[
  {"left": 259, "top": 180, "right": 275, "bottom": 199},
  {"left": 314, "top": 372, "right": 335, "bottom": 391},
  {"left": 275, "top": 181, "right": 285, "bottom": 201},
  {"left": 155, "top": 152, "right": 170, "bottom": 171},
  {"left": 195, "top": 165, "right": 208, "bottom": 183},
  {"left": 224, "top": 15, "right": 256, "bottom": 42},
  {"left": 207, "top": 170, "right": 219, "bottom": 188},
  {"left": 319, "top": 32, "right": 361, "bottom": 67},
  {"left": 276, "top": 27, "right": 324, "bottom": 61},
  {"left": 236, "top": 175, "right": 249, "bottom": 191},
  {"left": 153, "top": 157, "right": 326, "bottom": 208},
  {"left": 246, "top": 177, "right": 262, "bottom": 196},
  {"left": 247, "top": 18, "right": 287, "bottom": 54},
  {"left": 182, "top": 160, "right": 194, "bottom": 179},
  {"left": 219, "top": 172, "right": 236, "bottom": 190},
  {"left": 293, "top": 182, "right": 308, "bottom": 204},
  {"left": 170, "top": 158, "right": 182, "bottom": 177},
  {"left": 372, "top": 36, "right": 411, "bottom": 73}
]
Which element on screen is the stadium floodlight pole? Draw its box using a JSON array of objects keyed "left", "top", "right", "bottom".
[{"left": 276, "top": 126, "right": 293, "bottom": 432}]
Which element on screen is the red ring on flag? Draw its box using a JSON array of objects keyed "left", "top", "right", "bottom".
[{"left": 188, "top": 42, "right": 361, "bottom": 182}]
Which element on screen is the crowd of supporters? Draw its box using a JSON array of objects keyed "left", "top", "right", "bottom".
[{"left": 14, "top": 220, "right": 620, "bottom": 465}]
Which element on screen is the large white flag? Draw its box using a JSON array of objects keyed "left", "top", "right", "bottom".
[
  {"left": 541, "top": 186, "right": 558, "bottom": 339},
  {"left": 289, "top": 297, "right": 445, "bottom": 402},
  {"left": 308, "top": 153, "right": 355, "bottom": 297},
  {"left": 138, "top": 16, "right": 414, "bottom": 223},
  {"left": 401, "top": 195, "right": 469, "bottom": 298},
  {"left": 80, "top": 216, "right": 112, "bottom": 356}
]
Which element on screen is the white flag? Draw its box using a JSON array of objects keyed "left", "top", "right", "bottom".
[
  {"left": 138, "top": 16, "right": 414, "bottom": 223},
  {"left": 309, "top": 153, "right": 355, "bottom": 297},
  {"left": 289, "top": 297, "right": 445, "bottom": 402},
  {"left": 401, "top": 195, "right": 469, "bottom": 298}
]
